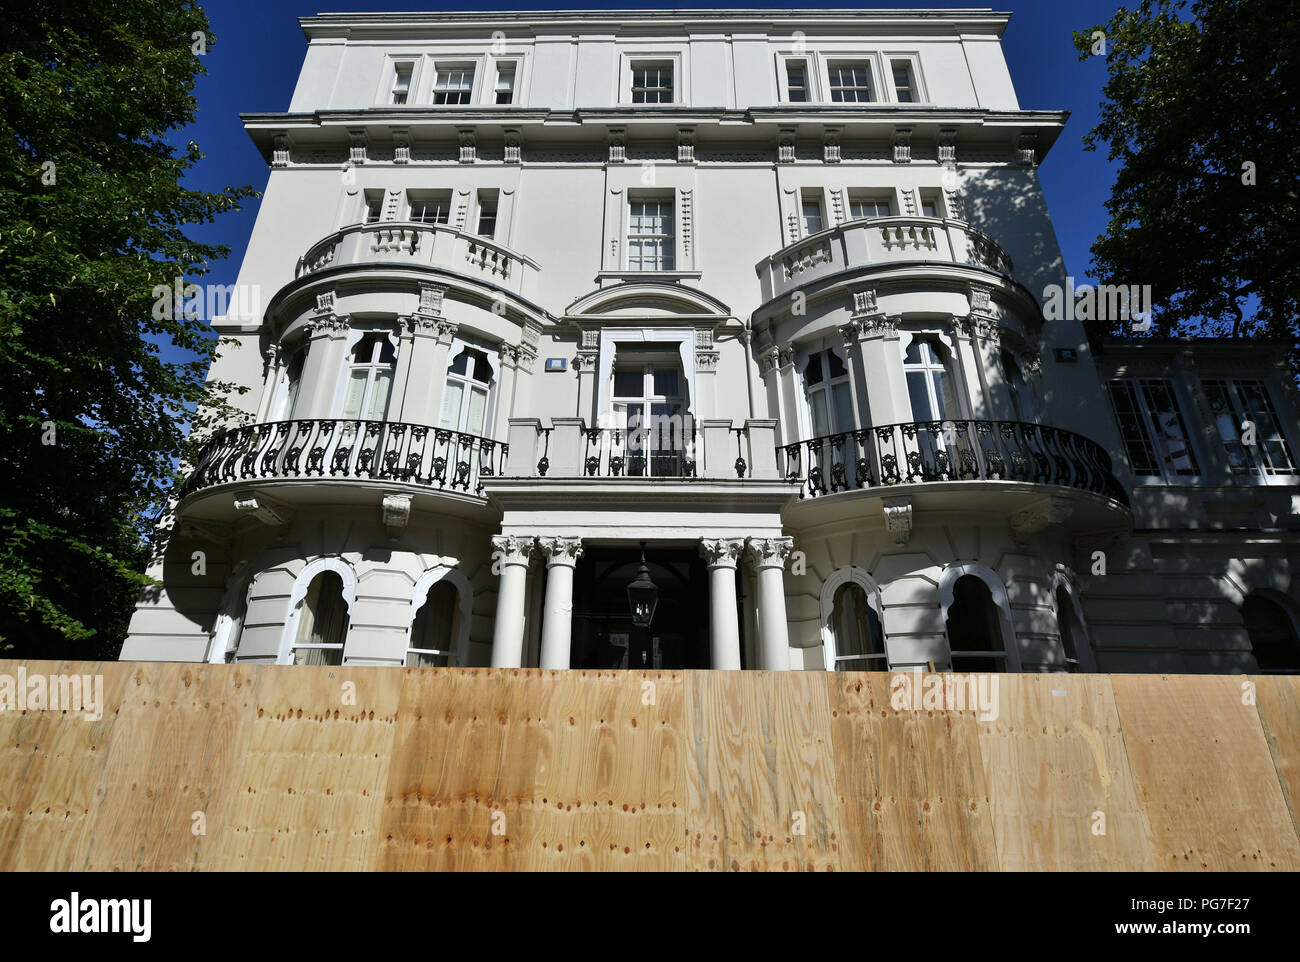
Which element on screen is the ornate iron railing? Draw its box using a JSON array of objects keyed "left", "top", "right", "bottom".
[
  {"left": 577, "top": 424, "right": 699, "bottom": 479},
  {"left": 776, "top": 419, "right": 1129, "bottom": 507},
  {"left": 178, "top": 419, "right": 506, "bottom": 499}
]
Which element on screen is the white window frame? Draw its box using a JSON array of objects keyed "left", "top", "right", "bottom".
[
  {"left": 1000, "top": 347, "right": 1039, "bottom": 424},
  {"left": 407, "top": 189, "right": 453, "bottom": 225},
  {"left": 884, "top": 53, "right": 928, "bottom": 104},
  {"left": 491, "top": 59, "right": 518, "bottom": 105},
  {"left": 405, "top": 566, "right": 473, "bottom": 667},
  {"left": 276, "top": 558, "right": 357, "bottom": 666},
  {"left": 938, "top": 562, "right": 1020, "bottom": 672},
  {"left": 1050, "top": 569, "right": 1097, "bottom": 673},
  {"left": 474, "top": 189, "right": 499, "bottom": 238},
  {"left": 899, "top": 329, "right": 970, "bottom": 422},
  {"left": 334, "top": 326, "right": 400, "bottom": 422},
  {"left": 779, "top": 56, "right": 814, "bottom": 103},
  {"left": 269, "top": 339, "right": 308, "bottom": 422},
  {"left": 1203, "top": 377, "right": 1298, "bottom": 483},
  {"left": 376, "top": 56, "right": 423, "bottom": 106},
  {"left": 362, "top": 190, "right": 384, "bottom": 225},
  {"left": 918, "top": 189, "right": 943, "bottom": 219},
  {"left": 1105, "top": 376, "right": 1202, "bottom": 483},
  {"left": 799, "top": 343, "right": 855, "bottom": 440},
  {"left": 619, "top": 51, "right": 685, "bottom": 105},
  {"left": 825, "top": 58, "right": 878, "bottom": 103},
  {"left": 625, "top": 195, "right": 676, "bottom": 271},
  {"left": 439, "top": 337, "right": 499, "bottom": 438},
  {"left": 820, "top": 567, "right": 888, "bottom": 670},
  {"left": 431, "top": 60, "right": 477, "bottom": 105},
  {"left": 800, "top": 190, "right": 826, "bottom": 236},
  {"left": 847, "top": 190, "right": 896, "bottom": 220}
]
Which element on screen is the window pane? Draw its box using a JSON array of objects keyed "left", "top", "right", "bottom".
[
  {"left": 892, "top": 60, "right": 915, "bottom": 102},
  {"left": 826, "top": 350, "right": 847, "bottom": 379},
  {"left": 907, "top": 371, "right": 934, "bottom": 421},
  {"left": 802, "top": 200, "right": 824, "bottom": 235},
  {"left": 438, "top": 380, "right": 464, "bottom": 429},
  {"left": 465, "top": 385, "right": 487, "bottom": 435},
  {"left": 366, "top": 370, "right": 392, "bottom": 420},
  {"left": 1140, "top": 380, "right": 1198, "bottom": 475},
  {"left": 833, "top": 382, "right": 854, "bottom": 432},
  {"left": 787, "top": 63, "right": 808, "bottom": 101},
  {"left": 1106, "top": 380, "right": 1160, "bottom": 476},
  {"left": 652, "top": 368, "right": 679, "bottom": 397},
  {"left": 829, "top": 63, "right": 873, "bottom": 102},
  {"left": 613, "top": 370, "right": 642, "bottom": 397},
  {"left": 342, "top": 369, "right": 368, "bottom": 419},
  {"left": 811, "top": 391, "right": 830, "bottom": 437},
  {"left": 804, "top": 353, "right": 824, "bottom": 385},
  {"left": 1236, "top": 380, "right": 1296, "bottom": 475}
]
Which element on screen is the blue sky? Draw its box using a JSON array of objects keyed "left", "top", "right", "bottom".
[{"left": 180, "top": 0, "right": 1125, "bottom": 306}]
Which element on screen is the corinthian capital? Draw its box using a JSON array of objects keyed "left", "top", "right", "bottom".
[
  {"left": 538, "top": 536, "right": 584, "bottom": 568},
  {"left": 491, "top": 534, "right": 536, "bottom": 567},
  {"left": 745, "top": 536, "right": 794, "bottom": 570},
  {"left": 699, "top": 537, "right": 745, "bottom": 569}
]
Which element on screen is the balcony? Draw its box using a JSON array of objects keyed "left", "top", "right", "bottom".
[
  {"left": 178, "top": 418, "right": 506, "bottom": 506},
  {"left": 295, "top": 222, "right": 541, "bottom": 299},
  {"left": 779, "top": 419, "right": 1128, "bottom": 504},
  {"left": 756, "top": 216, "right": 1015, "bottom": 304}
]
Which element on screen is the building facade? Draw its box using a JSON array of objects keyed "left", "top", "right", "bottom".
[{"left": 121, "top": 8, "right": 1300, "bottom": 674}]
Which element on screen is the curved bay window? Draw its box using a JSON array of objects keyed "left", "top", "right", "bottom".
[
  {"left": 341, "top": 331, "right": 397, "bottom": 421},
  {"left": 804, "top": 348, "right": 854, "bottom": 438},
  {"left": 439, "top": 345, "right": 495, "bottom": 437}
]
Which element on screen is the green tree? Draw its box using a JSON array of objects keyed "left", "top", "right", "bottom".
[
  {"left": 0, "top": 1, "right": 256, "bottom": 657},
  {"left": 1074, "top": 0, "right": 1300, "bottom": 367}
]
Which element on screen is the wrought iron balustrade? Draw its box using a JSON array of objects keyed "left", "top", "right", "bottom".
[
  {"left": 577, "top": 425, "right": 699, "bottom": 479},
  {"left": 178, "top": 419, "right": 506, "bottom": 499},
  {"left": 777, "top": 419, "right": 1129, "bottom": 507}
]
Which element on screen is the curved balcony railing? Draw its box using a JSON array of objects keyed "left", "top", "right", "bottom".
[
  {"left": 777, "top": 419, "right": 1130, "bottom": 507},
  {"left": 757, "top": 215, "right": 1015, "bottom": 303},
  {"left": 178, "top": 419, "right": 506, "bottom": 500},
  {"left": 295, "top": 221, "right": 541, "bottom": 298}
]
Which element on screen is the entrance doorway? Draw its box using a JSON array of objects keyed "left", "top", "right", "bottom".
[{"left": 568, "top": 545, "right": 715, "bottom": 669}]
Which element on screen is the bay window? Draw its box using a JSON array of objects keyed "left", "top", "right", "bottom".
[{"left": 439, "top": 346, "right": 495, "bottom": 437}]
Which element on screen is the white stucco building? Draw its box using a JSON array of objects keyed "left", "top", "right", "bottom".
[{"left": 121, "top": 8, "right": 1300, "bottom": 674}]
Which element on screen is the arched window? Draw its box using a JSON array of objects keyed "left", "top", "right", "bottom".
[
  {"left": 803, "top": 348, "right": 854, "bottom": 438},
  {"left": 277, "top": 558, "right": 356, "bottom": 665},
  {"left": 1243, "top": 594, "right": 1300, "bottom": 672},
  {"left": 439, "top": 345, "right": 495, "bottom": 437},
  {"left": 341, "top": 331, "right": 397, "bottom": 421},
  {"left": 406, "top": 568, "right": 473, "bottom": 667},
  {"left": 1001, "top": 348, "right": 1037, "bottom": 423},
  {"left": 819, "top": 568, "right": 887, "bottom": 670},
  {"left": 939, "top": 563, "right": 1018, "bottom": 671},
  {"left": 903, "top": 334, "right": 961, "bottom": 422}
]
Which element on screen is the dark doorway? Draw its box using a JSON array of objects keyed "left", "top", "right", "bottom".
[{"left": 569, "top": 545, "right": 711, "bottom": 669}]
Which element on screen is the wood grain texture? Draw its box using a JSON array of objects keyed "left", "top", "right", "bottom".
[
  {"left": 825, "top": 673, "right": 999, "bottom": 870},
  {"left": 1, "top": 660, "right": 1298, "bottom": 871},
  {"left": 1111, "top": 673, "right": 1300, "bottom": 871},
  {"left": 212, "top": 665, "right": 400, "bottom": 871},
  {"left": 0, "top": 661, "right": 126, "bottom": 871},
  {"left": 977, "top": 674, "right": 1155, "bottom": 871},
  {"left": 1250, "top": 674, "right": 1300, "bottom": 843}
]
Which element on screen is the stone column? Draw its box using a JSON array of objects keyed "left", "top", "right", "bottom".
[
  {"left": 699, "top": 538, "right": 745, "bottom": 669},
  {"left": 256, "top": 343, "right": 282, "bottom": 422},
  {"left": 489, "top": 535, "right": 535, "bottom": 668},
  {"left": 538, "top": 536, "right": 584, "bottom": 670},
  {"left": 746, "top": 537, "right": 794, "bottom": 670}
]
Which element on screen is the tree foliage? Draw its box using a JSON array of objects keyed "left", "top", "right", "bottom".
[
  {"left": 0, "top": 1, "right": 256, "bottom": 656},
  {"left": 1073, "top": 0, "right": 1300, "bottom": 365}
]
